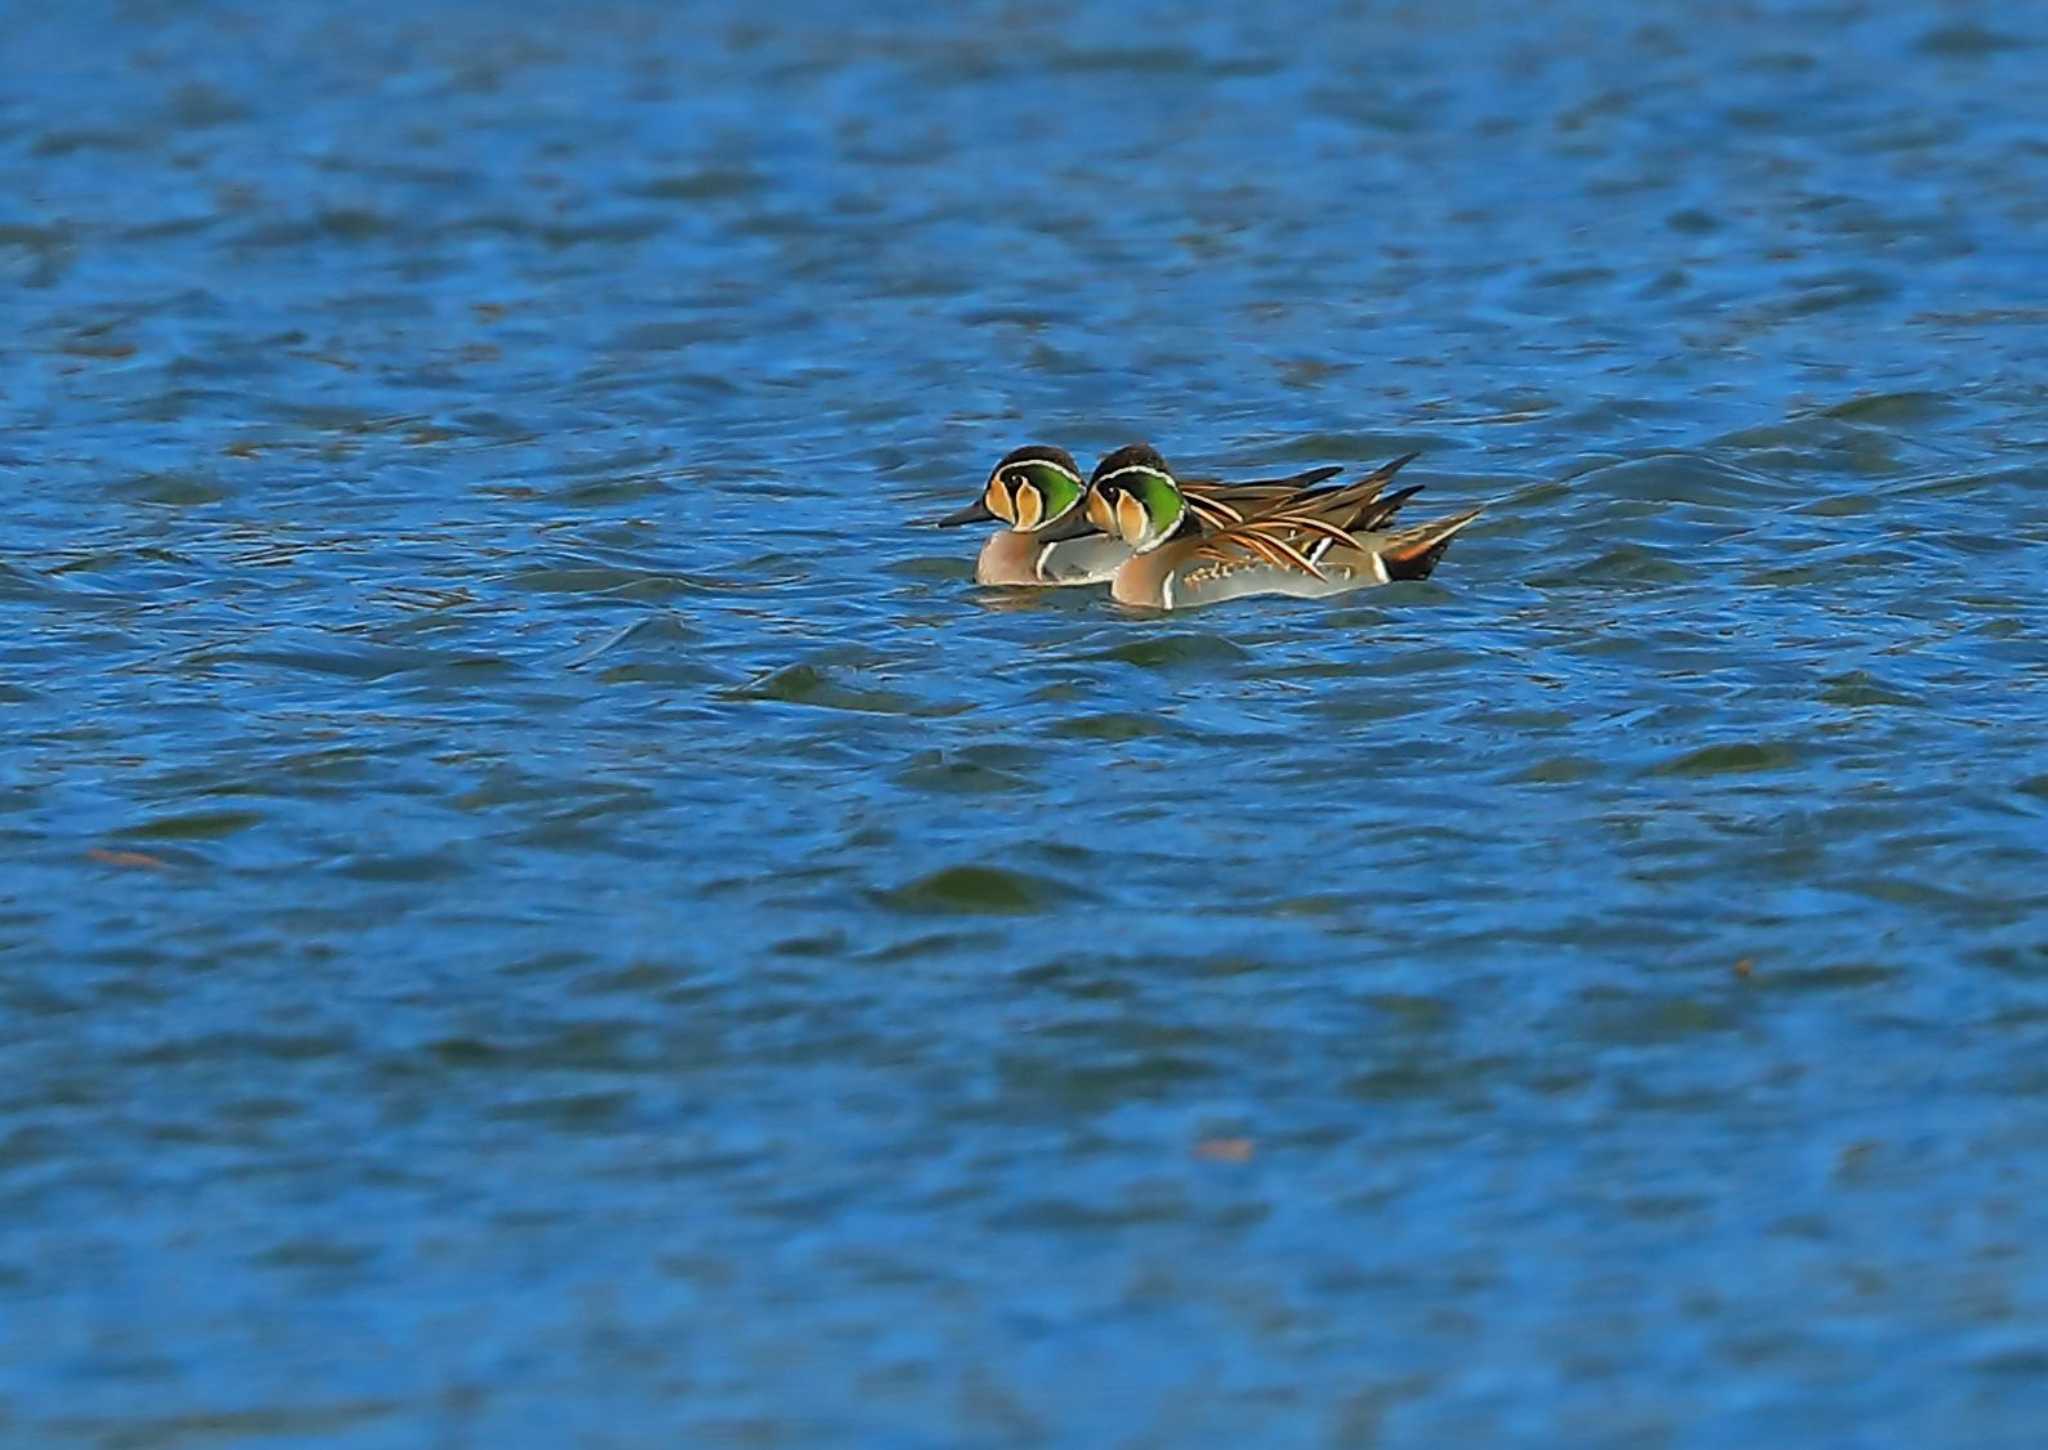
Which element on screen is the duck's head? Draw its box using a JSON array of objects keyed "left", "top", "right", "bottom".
[
  {"left": 934, "top": 445, "right": 1088, "bottom": 533},
  {"left": 1084, "top": 443, "right": 1187, "bottom": 555}
]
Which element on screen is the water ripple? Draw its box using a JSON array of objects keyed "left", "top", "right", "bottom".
[{"left": 4, "top": 0, "right": 2048, "bottom": 1443}]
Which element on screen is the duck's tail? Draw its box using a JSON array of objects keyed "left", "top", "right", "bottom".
[{"left": 1378, "top": 508, "right": 1483, "bottom": 582}]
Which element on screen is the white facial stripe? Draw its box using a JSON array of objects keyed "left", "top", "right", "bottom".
[
  {"left": 1094, "top": 464, "right": 1173, "bottom": 489},
  {"left": 1002, "top": 458, "right": 1083, "bottom": 488}
]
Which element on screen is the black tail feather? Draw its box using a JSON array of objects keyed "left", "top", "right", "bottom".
[
  {"left": 1383, "top": 539, "right": 1454, "bottom": 581},
  {"left": 1351, "top": 483, "right": 1427, "bottom": 533}
]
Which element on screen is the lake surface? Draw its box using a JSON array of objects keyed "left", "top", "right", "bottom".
[{"left": 5, "top": 1, "right": 2047, "bottom": 1444}]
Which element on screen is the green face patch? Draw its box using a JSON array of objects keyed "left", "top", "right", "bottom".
[
  {"left": 1122, "top": 466, "right": 1185, "bottom": 551},
  {"left": 998, "top": 461, "right": 1085, "bottom": 532},
  {"left": 1016, "top": 463, "right": 1083, "bottom": 527}
]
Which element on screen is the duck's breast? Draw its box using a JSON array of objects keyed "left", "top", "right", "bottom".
[
  {"left": 1109, "top": 546, "right": 1182, "bottom": 607},
  {"left": 975, "top": 531, "right": 1043, "bottom": 586}
]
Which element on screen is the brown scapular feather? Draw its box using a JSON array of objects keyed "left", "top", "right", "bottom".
[
  {"left": 1215, "top": 521, "right": 1331, "bottom": 581},
  {"left": 1185, "top": 493, "right": 1246, "bottom": 527}
]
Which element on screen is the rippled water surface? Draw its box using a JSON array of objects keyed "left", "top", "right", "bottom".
[{"left": 6, "top": 1, "right": 2048, "bottom": 1444}]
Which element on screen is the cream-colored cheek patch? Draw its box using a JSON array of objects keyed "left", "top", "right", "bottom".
[
  {"left": 1117, "top": 493, "right": 1147, "bottom": 544},
  {"left": 1013, "top": 481, "right": 1043, "bottom": 531}
]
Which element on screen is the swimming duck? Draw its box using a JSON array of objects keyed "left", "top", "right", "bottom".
[
  {"left": 1084, "top": 443, "right": 1481, "bottom": 610},
  {"left": 934, "top": 444, "right": 1347, "bottom": 586}
]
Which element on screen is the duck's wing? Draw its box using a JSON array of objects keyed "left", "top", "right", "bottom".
[
  {"left": 1187, "top": 510, "right": 1360, "bottom": 583},
  {"left": 1180, "top": 465, "right": 1344, "bottom": 527},
  {"left": 1280, "top": 451, "right": 1423, "bottom": 514}
]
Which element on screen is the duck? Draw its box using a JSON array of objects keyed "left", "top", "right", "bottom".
[
  {"left": 933, "top": 444, "right": 1348, "bottom": 586},
  {"left": 1083, "top": 443, "right": 1481, "bottom": 610}
]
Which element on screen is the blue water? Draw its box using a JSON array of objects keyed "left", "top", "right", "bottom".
[{"left": 5, "top": 2, "right": 2048, "bottom": 1444}]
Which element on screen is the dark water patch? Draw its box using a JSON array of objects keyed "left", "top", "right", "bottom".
[
  {"left": 992, "top": 1047, "right": 1221, "bottom": 1115},
  {"left": 489, "top": 1090, "right": 637, "bottom": 1130},
  {"left": 1754, "top": 962, "right": 1900, "bottom": 994},
  {"left": 1529, "top": 544, "right": 1692, "bottom": 591},
  {"left": 536, "top": 215, "right": 672, "bottom": 248},
  {"left": 1893, "top": 464, "right": 2039, "bottom": 502},
  {"left": 126, "top": 809, "right": 264, "bottom": 841},
  {"left": 335, "top": 851, "right": 468, "bottom": 884},
  {"left": 562, "top": 613, "right": 697, "bottom": 665},
  {"left": 1822, "top": 391, "right": 1958, "bottom": 426},
  {"left": 119, "top": 1030, "right": 357, "bottom": 1068},
  {"left": 894, "top": 752, "right": 1036, "bottom": 796},
  {"left": 164, "top": 81, "right": 250, "bottom": 128},
  {"left": 593, "top": 658, "right": 730, "bottom": 688},
  {"left": 772, "top": 932, "right": 849, "bottom": 958},
  {"left": 627, "top": 168, "right": 768, "bottom": 202},
  {"left": 109, "top": 472, "right": 233, "bottom": 507},
  {"left": 1572, "top": 991, "right": 1736, "bottom": 1048},
  {"left": 1358, "top": 645, "right": 1487, "bottom": 678},
  {"left": 1975, "top": 1346, "right": 2048, "bottom": 1380},
  {"left": 549, "top": 474, "right": 676, "bottom": 507},
  {"left": 420, "top": 1020, "right": 649, "bottom": 1076},
  {"left": 879, "top": 865, "right": 1066, "bottom": 917},
  {"left": 613, "top": 319, "right": 747, "bottom": 351},
  {"left": 1576, "top": 453, "right": 1785, "bottom": 507},
  {"left": 0, "top": 563, "right": 54, "bottom": 600},
  {"left": 559, "top": 613, "right": 733, "bottom": 688},
  {"left": 31, "top": 128, "right": 144, "bottom": 157},
  {"left": 1509, "top": 755, "right": 1602, "bottom": 785},
  {"left": 223, "top": 643, "right": 449, "bottom": 682},
  {"left": 885, "top": 554, "right": 975, "bottom": 581},
  {"left": 256, "top": 1235, "right": 377, "bottom": 1272},
  {"left": 502, "top": 562, "right": 724, "bottom": 598},
  {"left": 1795, "top": 492, "right": 1877, "bottom": 517},
  {"left": 1653, "top": 741, "right": 1802, "bottom": 777},
  {"left": 1344, "top": 1059, "right": 1497, "bottom": 1107},
  {"left": 1771, "top": 270, "right": 1900, "bottom": 319},
  {"left": 1820, "top": 671, "right": 1922, "bottom": 710},
  {"left": 1740, "top": 548, "right": 1902, "bottom": 588},
  {"left": 0, "top": 219, "right": 78, "bottom": 290},
  {"left": 862, "top": 930, "right": 1006, "bottom": 965},
  {"left": 1082, "top": 634, "right": 1251, "bottom": 671},
  {"left": 1049, "top": 711, "right": 1181, "bottom": 742},
  {"left": 728, "top": 662, "right": 951, "bottom": 716},
  {"left": 1838, "top": 874, "right": 1987, "bottom": 914},
  {"left": 1917, "top": 24, "right": 2031, "bottom": 56},
  {"left": 44, "top": 1402, "right": 402, "bottom": 1446}
]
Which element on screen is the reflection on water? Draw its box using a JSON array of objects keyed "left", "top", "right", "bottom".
[{"left": 5, "top": 0, "right": 2048, "bottom": 1443}]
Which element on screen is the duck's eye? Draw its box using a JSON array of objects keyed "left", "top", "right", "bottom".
[{"left": 984, "top": 476, "right": 1014, "bottom": 524}]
